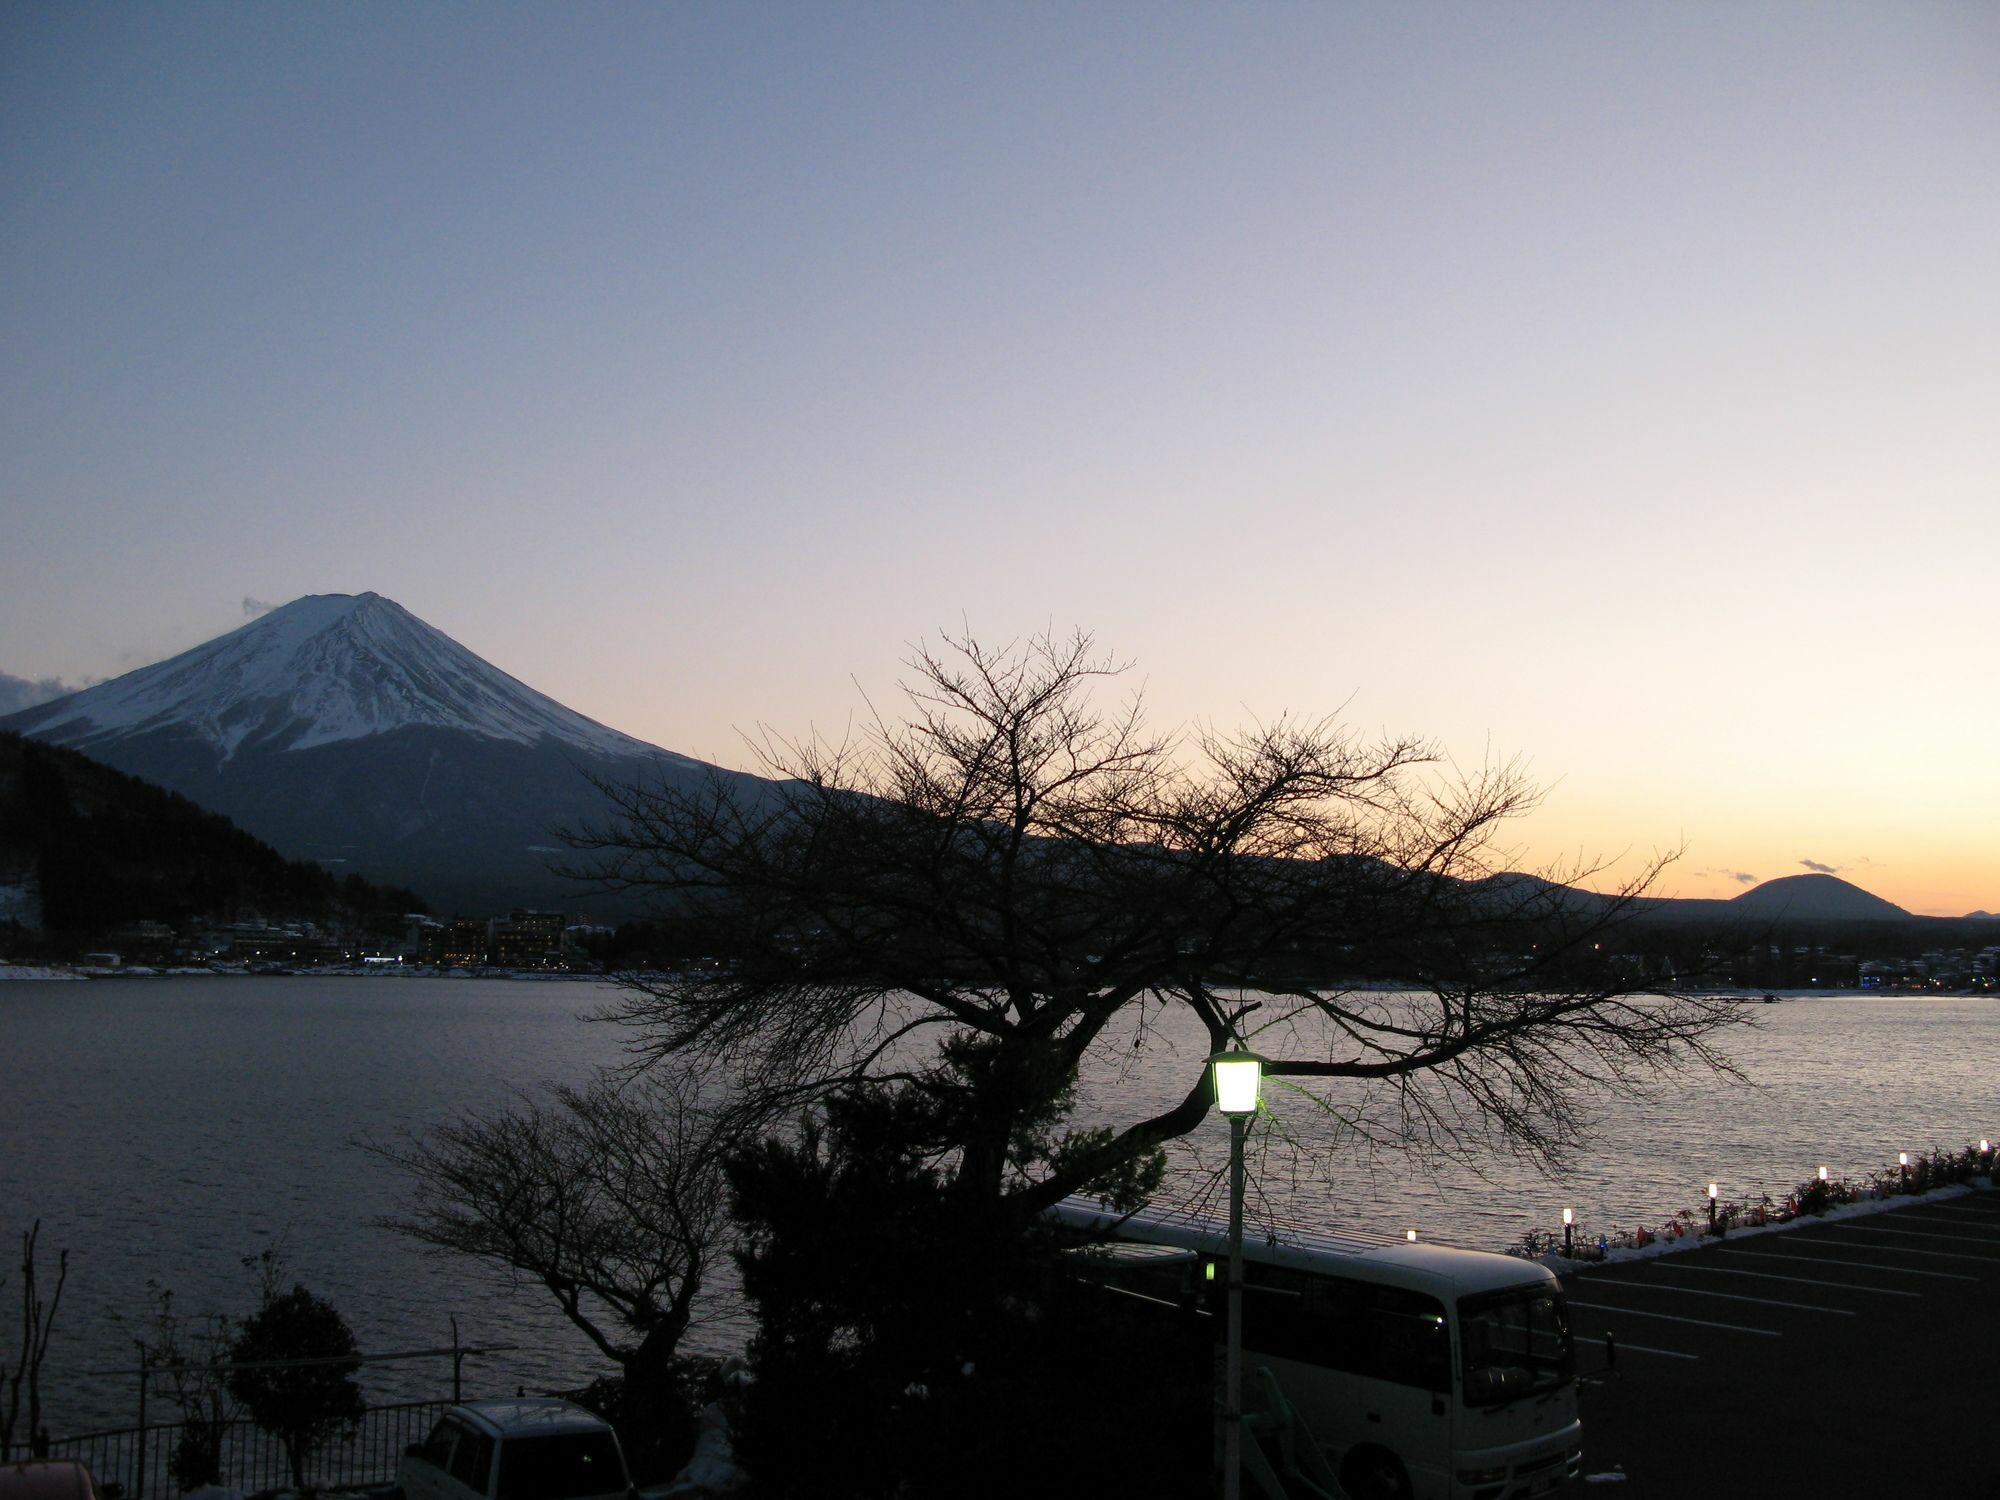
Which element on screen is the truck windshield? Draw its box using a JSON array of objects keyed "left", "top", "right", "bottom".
[
  {"left": 495, "top": 1432, "right": 627, "bottom": 1500},
  {"left": 1458, "top": 1285, "right": 1573, "bottom": 1408}
]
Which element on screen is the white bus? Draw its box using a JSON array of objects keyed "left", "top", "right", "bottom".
[{"left": 1047, "top": 1198, "right": 1581, "bottom": 1500}]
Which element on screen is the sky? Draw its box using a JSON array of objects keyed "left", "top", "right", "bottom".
[{"left": 3, "top": 3, "right": 1996, "bottom": 917}]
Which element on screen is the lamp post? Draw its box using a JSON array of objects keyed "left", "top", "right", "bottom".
[
  {"left": 1210, "top": 1047, "right": 1263, "bottom": 1500},
  {"left": 1707, "top": 1182, "right": 1718, "bottom": 1232},
  {"left": 1562, "top": 1207, "right": 1573, "bottom": 1259}
]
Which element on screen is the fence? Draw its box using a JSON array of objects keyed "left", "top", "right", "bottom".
[
  {"left": 4, "top": 1336, "right": 522, "bottom": 1498},
  {"left": 23, "top": 1399, "right": 450, "bottom": 1499}
]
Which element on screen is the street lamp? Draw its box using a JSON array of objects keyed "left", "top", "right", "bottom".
[
  {"left": 1210, "top": 1046, "right": 1264, "bottom": 1500},
  {"left": 1562, "top": 1207, "right": 1574, "bottom": 1259},
  {"left": 1707, "top": 1182, "right": 1718, "bottom": 1232}
]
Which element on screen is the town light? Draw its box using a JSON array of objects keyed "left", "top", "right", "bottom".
[
  {"left": 1562, "top": 1207, "right": 1573, "bottom": 1258},
  {"left": 1707, "top": 1182, "right": 1718, "bottom": 1231},
  {"left": 1818, "top": 1166, "right": 1829, "bottom": 1181},
  {"left": 1406, "top": 1229, "right": 1418, "bottom": 1242}
]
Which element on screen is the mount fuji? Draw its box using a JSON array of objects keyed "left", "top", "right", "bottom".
[{"left": 1, "top": 593, "right": 745, "bottom": 914}]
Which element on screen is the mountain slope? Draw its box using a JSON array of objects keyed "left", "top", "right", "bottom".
[
  {"left": 0, "top": 594, "right": 747, "bottom": 914},
  {"left": 1727, "top": 872, "right": 1911, "bottom": 922},
  {"left": 11, "top": 593, "right": 688, "bottom": 764},
  {"left": 0, "top": 730, "right": 423, "bottom": 949}
]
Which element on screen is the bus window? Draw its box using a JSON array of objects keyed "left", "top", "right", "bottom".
[
  {"left": 1361, "top": 1289, "right": 1452, "bottom": 1394},
  {"left": 1238, "top": 1264, "right": 1312, "bottom": 1360},
  {"left": 1458, "top": 1286, "right": 1574, "bottom": 1407},
  {"left": 1240, "top": 1267, "right": 1450, "bottom": 1394}
]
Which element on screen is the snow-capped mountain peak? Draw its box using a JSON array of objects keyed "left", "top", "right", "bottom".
[{"left": 10, "top": 592, "right": 682, "bottom": 764}]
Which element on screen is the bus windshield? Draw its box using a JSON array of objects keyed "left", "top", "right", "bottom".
[{"left": 1458, "top": 1285, "right": 1574, "bottom": 1407}]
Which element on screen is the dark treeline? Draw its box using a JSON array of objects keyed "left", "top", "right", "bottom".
[{"left": 0, "top": 731, "right": 425, "bottom": 955}]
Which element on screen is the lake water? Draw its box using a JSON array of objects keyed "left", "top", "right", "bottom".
[{"left": 4, "top": 975, "right": 1996, "bottom": 1436}]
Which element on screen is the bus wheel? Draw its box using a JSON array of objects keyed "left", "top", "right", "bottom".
[{"left": 1339, "top": 1447, "right": 1411, "bottom": 1500}]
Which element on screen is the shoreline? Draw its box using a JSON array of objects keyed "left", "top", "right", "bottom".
[{"left": 5, "top": 963, "right": 1995, "bottom": 999}]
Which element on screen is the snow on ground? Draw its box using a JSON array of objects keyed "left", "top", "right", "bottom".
[{"left": 1537, "top": 1178, "right": 1990, "bottom": 1271}]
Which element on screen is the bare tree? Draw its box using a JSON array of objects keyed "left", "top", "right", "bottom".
[
  {"left": 2, "top": 1221, "right": 68, "bottom": 1457},
  {"left": 126, "top": 1282, "right": 240, "bottom": 1489},
  {"left": 562, "top": 629, "right": 1744, "bottom": 1220},
  {"left": 366, "top": 1070, "right": 730, "bottom": 1417}
]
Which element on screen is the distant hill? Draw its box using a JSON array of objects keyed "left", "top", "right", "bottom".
[
  {"left": 1727, "top": 873, "right": 1912, "bottom": 922},
  {"left": 0, "top": 730, "right": 425, "bottom": 952}
]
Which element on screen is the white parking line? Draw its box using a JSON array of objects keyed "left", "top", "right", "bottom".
[
  {"left": 1583, "top": 1280, "right": 1851, "bottom": 1314},
  {"left": 1806, "top": 1230, "right": 1999, "bottom": 1263},
  {"left": 1883, "top": 1214, "right": 2000, "bottom": 1232},
  {"left": 1566, "top": 1300, "right": 1779, "bottom": 1336},
  {"left": 1829, "top": 1222, "right": 2000, "bottom": 1247},
  {"left": 1716, "top": 1248, "right": 1977, "bottom": 1281},
  {"left": 1650, "top": 1264, "right": 1921, "bottom": 1298},
  {"left": 1609, "top": 1342, "right": 1699, "bottom": 1360}
]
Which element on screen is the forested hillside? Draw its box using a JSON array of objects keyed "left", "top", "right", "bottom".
[{"left": 0, "top": 730, "right": 425, "bottom": 955}]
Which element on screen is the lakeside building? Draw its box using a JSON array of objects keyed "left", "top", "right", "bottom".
[{"left": 492, "top": 908, "right": 568, "bottom": 968}]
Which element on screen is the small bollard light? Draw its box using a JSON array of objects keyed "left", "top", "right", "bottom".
[
  {"left": 1562, "top": 1207, "right": 1574, "bottom": 1258},
  {"left": 1899, "top": 1150, "right": 1910, "bottom": 1191},
  {"left": 1405, "top": 1229, "right": 1418, "bottom": 1242},
  {"left": 1707, "top": 1182, "right": 1718, "bottom": 1231},
  {"left": 1818, "top": 1165, "right": 1829, "bottom": 1182}
]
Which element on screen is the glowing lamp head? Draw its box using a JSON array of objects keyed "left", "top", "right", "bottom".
[
  {"left": 1818, "top": 1166, "right": 1830, "bottom": 1181},
  {"left": 1209, "top": 1048, "right": 1265, "bottom": 1117},
  {"left": 1899, "top": 1152, "right": 1909, "bottom": 1167},
  {"left": 1405, "top": 1229, "right": 1418, "bottom": 1242},
  {"left": 1562, "top": 1207, "right": 1573, "bottom": 1226},
  {"left": 1708, "top": 1182, "right": 1718, "bottom": 1200},
  {"left": 1983, "top": 1140, "right": 1991, "bottom": 1154}
]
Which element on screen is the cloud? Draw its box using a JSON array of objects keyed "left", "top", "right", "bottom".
[
  {"left": 242, "top": 596, "right": 279, "bottom": 618},
  {"left": 0, "top": 671, "right": 81, "bottom": 715},
  {"left": 1696, "top": 867, "right": 1760, "bottom": 887},
  {"left": 1799, "top": 859, "right": 1840, "bottom": 875}
]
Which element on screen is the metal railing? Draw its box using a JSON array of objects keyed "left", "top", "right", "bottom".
[
  {"left": 6, "top": 1335, "right": 522, "bottom": 1497},
  {"left": 21, "top": 1399, "right": 450, "bottom": 1498}
]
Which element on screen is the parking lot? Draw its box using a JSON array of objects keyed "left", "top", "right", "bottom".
[{"left": 1568, "top": 1188, "right": 1999, "bottom": 1497}]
